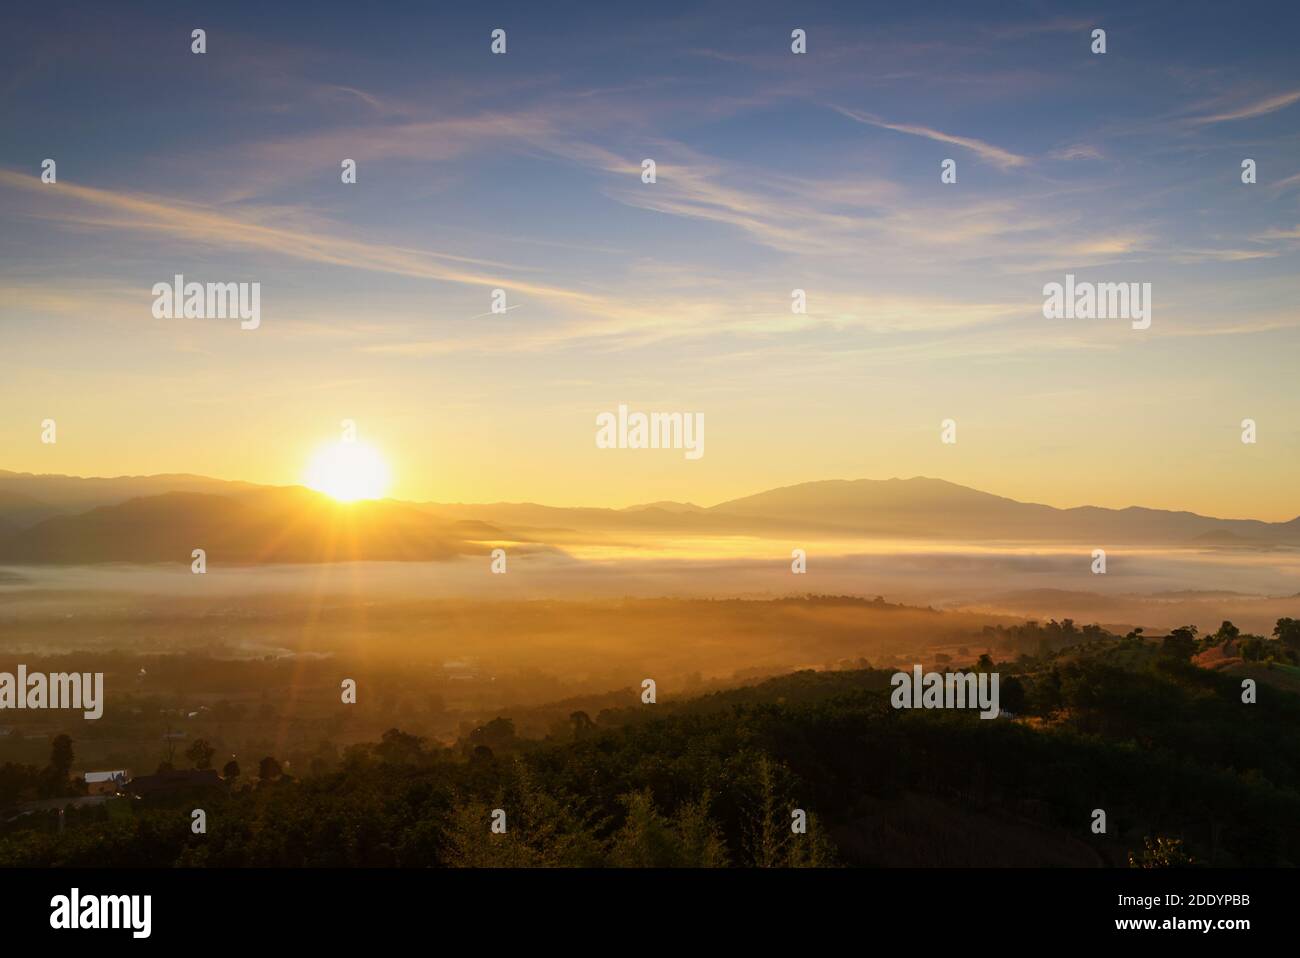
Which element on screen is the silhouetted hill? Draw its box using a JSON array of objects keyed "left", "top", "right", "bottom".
[
  {"left": 0, "top": 488, "right": 63, "bottom": 529},
  {"left": 426, "top": 477, "right": 1300, "bottom": 546},
  {"left": 2, "top": 470, "right": 1297, "bottom": 561},
  {"left": 707, "top": 477, "right": 1298, "bottom": 544},
  {"left": 0, "top": 487, "right": 488, "bottom": 564},
  {"left": 5, "top": 635, "right": 1299, "bottom": 867},
  {"left": 0, "top": 470, "right": 259, "bottom": 528}
]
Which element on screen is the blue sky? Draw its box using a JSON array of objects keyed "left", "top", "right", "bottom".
[{"left": 2, "top": 1, "right": 1298, "bottom": 517}]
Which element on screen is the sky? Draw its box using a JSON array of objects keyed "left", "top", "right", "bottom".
[{"left": 2, "top": 0, "right": 1298, "bottom": 518}]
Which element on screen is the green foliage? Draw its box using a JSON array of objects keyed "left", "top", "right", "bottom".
[
  {"left": 49, "top": 735, "right": 74, "bottom": 780},
  {"left": 442, "top": 761, "right": 604, "bottom": 867},
  {"left": 5, "top": 631, "right": 1300, "bottom": 867},
  {"left": 185, "top": 739, "right": 215, "bottom": 770},
  {"left": 1160, "top": 628, "right": 1198, "bottom": 664},
  {"left": 741, "top": 755, "right": 834, "bottom": 867},
  {"left": 1275, "top": 618, "right": 1300, "bottom": 653},
  {"left": 1128, "top": 836, "right": 1197, "bottom": 868},
  {"left": 607, "top": 789, "right": 728, "bottom": 867}
]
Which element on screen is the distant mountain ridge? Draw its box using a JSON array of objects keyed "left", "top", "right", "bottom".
[
  {"left": 0, "top": 483, "right": 496, "bottom": 564},
  {"left": 702, "top": 477, "right": 1300, "bottom": 545},
  {"left": 423, "top": 477, "right": 1300, "bottom": 547},
  {"left": 0, "top": 470, "right": 1296, "bottom": 564}
]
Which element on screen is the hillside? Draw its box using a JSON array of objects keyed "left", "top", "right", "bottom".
[
  {"left": 0, "top": 487, "right": 496, "bottom": 564},
  {"left": 427, "top": 477, "right": 1300, "bottom": 545},
  {"left": 4, "top": 632, "right": 1299, "bottom": 867},
  {"left": 2, "top": 470, "right": 1297, "bottom": 563}
]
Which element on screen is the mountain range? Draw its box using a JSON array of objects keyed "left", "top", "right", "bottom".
[{"left": 0, "top": 469, "right": 1297, "bottom": 564}]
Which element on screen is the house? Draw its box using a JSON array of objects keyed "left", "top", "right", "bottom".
[{"left": 82, "top": 770, "right": 130, "bottom": 796}]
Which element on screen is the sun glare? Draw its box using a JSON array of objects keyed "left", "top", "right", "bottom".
[{"left": 305, "top": 441, "right": 392, "bottom": 502}]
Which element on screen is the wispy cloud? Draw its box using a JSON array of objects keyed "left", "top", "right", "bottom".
[
  {"left": 1048, "top": 143, "right": 1104, "bottom": 161},
  {"left": 831, "top": 105, "right": 1030, "bottom": 170},
  {"left": 0, "top": 169, "right": 599, "bottom": 308},
  {"left": 1187, "top": 88, "right": 1300, "bottom": 125},
  {"left": 1269, "top": 170, "right": 1300, "bottom": 194}
]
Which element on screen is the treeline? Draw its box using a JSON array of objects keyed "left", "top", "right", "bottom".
[
  {"left": 1, "top": 733, "right": 834, "bottom": 867},
  {"left": 0, "top": 734, "right": 79, "bottom": 806},
  {"left": 3, "top": 621, "right": 1300, "bottom": 867},
  {"left": 984, "top": 615, "right": 1300, "bottom": 664}
]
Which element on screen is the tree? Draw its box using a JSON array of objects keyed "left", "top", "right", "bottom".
[
  {"left": 1129, "top": 836, "right": 1196, "bottom": 868},
  {"left": 1214, "top": 621, "right": 1240, "bottom": 643},
  {"left": 49, "top": 735, "right": 74, "bottom": 780},
  {"left": 569, "top": 711, "right": 595, "bottom": 737},
  {"left": 257, "top": 757, "right": 282, "bottom": 781},
  {"left": 0, "top": 762, "right": 42, "bottom": 806},
  {"left": 185, "top": 739, "right": 215, "bottom": 770},
  {"left": 39, "top": 735, "right": 77, "bottom": 798},
  {"left": 1240, "top": 636, "right": 1271, "bottom": 662},
  {"left": 308, "top": 741, "right": 339, "bottom": 777},
  {"left": 1274, "top": 618, "right": 1300, "bottom": 653},
  {"left": 1000, "top": 675, "right": 1027, "bottom": 713},
  {"left": 1161, "top": 627, "right": 1198, "bottom": 663},
  {"left": 468, "top": 717, "right": 517, "bottom": 751},
  {"left": 610, "top": 790, "right": 684, "bottom": 867},
  {"left": 742, "top": 755, "right": 834, "bottom": 868},
  {"left": 747, "top": 755, "right": 784, "bottom": 868},
  {"left": 222, "top": 760, "right": 240, "bottom": 781},
  {"left": 1201, "top": 621, "right": 1239, "bottom": 652},
  {"left": 376, "top": 728, "right": 424, "bottom": 764}
]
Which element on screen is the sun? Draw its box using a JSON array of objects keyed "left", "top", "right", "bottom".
[{"left": 304, "top": 441, "right": 392, "bottom": 502}]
